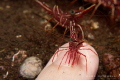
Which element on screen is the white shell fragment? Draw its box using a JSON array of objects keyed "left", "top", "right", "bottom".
[
  {"left": 88, "top": 33, "right": 95, "bottom": 39},
  {"left": 44, "top": 23, "right": 52, "bottom": 31},
  {"left": 20, "top": 56, "right": 42, "bottom": 78},
  {"left": 91, "top": 21, "right": 99, "bottom": 29},
  {"left": 81, "top": 19, "right": 99, "bottom": 29}
]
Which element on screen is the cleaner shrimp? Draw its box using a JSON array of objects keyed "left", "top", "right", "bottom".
[
  {"left": 36, "top": 0, "right": 98, "bottom": 71},
  {"left": 70, "top": 0, "right": 120, "bottom": 20},
  {"left": 36, "top": 0, "right": 96, "bottom": 39},
  {"left": 51, "top": 22, "right": 97, "bottom": 71}
]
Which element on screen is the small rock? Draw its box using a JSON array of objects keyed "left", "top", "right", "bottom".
[
  {"left": 6, "top": 5, "right": 10, "bottom": 9},
  {"left": 0, "top": 7, "right": 4, "bottom": 10},
  {"left": 20, "top": 56, "right": 42, "bottom": 78},
  {"left": 16, "top": 35, "right": 22, "bottom": 38},
  {"left": 23, "top": 10, "right": 30, "bottom": 14}
]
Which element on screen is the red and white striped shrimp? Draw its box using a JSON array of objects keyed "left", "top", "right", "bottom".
[
  {"left": 70, "top": 0, "right": 120, "bottom": 20},
  {"left": 84, "top": 0, "right": 120, "bottom": 19},
  {"left": 36, "top": 0, "right": 96, "bottom": 41},
  {"left": 52, "top": 40, "right": 98, "bottom": 71},
  {"left": 36, "top": 0, "right": 97, "bottom": 70}
]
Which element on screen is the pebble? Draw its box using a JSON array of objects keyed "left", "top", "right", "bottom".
[{"left": 20, "top": 56, "right": 42, "bottom": 78}]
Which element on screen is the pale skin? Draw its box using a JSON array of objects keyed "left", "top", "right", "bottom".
[{"left": 36, "top": 42, "right": 99, "bottom": 80}]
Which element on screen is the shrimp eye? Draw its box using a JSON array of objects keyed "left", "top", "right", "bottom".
[{"left": 70, "top": 10, "right": 75, "bottom": 14}]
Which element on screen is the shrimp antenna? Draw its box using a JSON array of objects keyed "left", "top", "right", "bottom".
[{"left": 77, "top": 24, "right": 84, "bottom": 40}]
